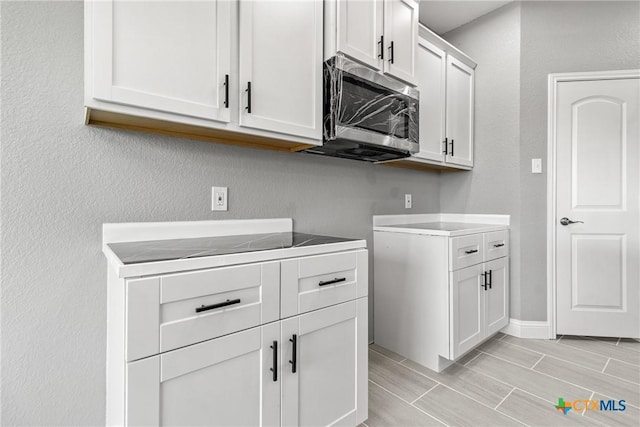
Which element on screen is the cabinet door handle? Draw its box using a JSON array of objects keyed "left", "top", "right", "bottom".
[
  {"left": 443, "top": 137, "right": 448, "bottom": 155},
  {"left": 493, "top": 243, "right": 505, "bottom": 248},
  {"left": 465, "top": 249, "right": 478, "bottom": 255},
  {"left": 270, "top": 340, "right": 278, "bottom": 382},
  {"left": 245, "top": 81, "right": 252, "bottom": 114},
  {"left": 450, "top": 139, "right": 454, "bottom": 157},
  {"left": 289, "top": 334, "right": 297, "bottom": 373},
  {"left": 388, "top": 41, "right": 394, "bottom": 64},
  {"left": 481, "top": 272, "right": 488, "bottom": 291},
  {"left": 318, "top": 277, "right": 346, "bottom": 286},
  {"left": 378, "top": 35, "right": 384, "bottom": 60},
  {"left": 195, "top": 298, "right": 241, "bottom": 313},
  {"left": 223, "top": 74, "right": 229, "bottom": 108},
  {"left": 488, "top": 269, "right": 493, "bottom": 289}
]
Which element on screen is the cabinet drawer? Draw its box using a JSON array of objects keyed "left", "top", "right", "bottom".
[
  {"left": 281, "top": 249, "right": 368, "bottom": 318},
  {"left": 125, "top": 262, "right": 279, "bottom": 361},
  {"left": 450, "top": 234, "right": 483, "bottom": 271},
  {"left": 484, "top": 230, "right": 509, "bottom": 261}
]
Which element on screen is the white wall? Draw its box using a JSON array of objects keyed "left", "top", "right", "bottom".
[
  {"left": 441, "top": 2, "right": 522, "bottom": 317},
  {"left": 0, "top": 2, "right": 440, "bottom": 425}
]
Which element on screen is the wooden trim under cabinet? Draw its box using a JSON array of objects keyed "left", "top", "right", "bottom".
[
  {"left": 383, "top": 158, "right": 473, "bottom": 172},
  {"left": 85, "top": 108, "right": 315, "bottom": 153}
]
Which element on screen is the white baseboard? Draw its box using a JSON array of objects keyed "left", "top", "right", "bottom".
[{"left": 501, "top": 318, "right": 551, "bottom": 339}]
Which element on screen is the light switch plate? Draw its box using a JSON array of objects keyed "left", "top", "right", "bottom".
[
  {"left": 532, "top": 158, "right": 542, "bottom": 174},
  {"left": 212, "top": 187, "right": 228, "bottom": 211}
]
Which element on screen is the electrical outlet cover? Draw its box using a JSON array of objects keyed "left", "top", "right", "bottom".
[{"left": 211, "top": 187, "right": 228, "bottom": 211}]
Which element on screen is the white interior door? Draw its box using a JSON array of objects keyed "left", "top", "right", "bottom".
[
  {"left": 91, "top": 0, "right": 232, "bottom": 122},
  {"left": 555, "top": 74, "right": 640, "bottom": 338}
]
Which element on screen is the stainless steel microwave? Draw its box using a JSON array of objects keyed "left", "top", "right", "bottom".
[{"left": 305, "top": 55, "right": 419, "bottom": 163}]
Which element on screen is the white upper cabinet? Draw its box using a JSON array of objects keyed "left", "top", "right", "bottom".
[
  {"left": 383, "top": 0, "right": 418, "bottom": 85},
  {"left": 415, "top": 37, "right": 446, "bottom": 162},
  {"left": 90, "top": 0, "right": 232, "bottom": 122},
  {"left": 238, "top": 0, "right": 323, "bottom": 140},
  {"left": 336, "top": 0, "right": 384, "bottom": 71},
  {"left": 327, "top": 0, "right": 418, "bottom": 85},
  {"left": 446, "top": 55, "right": 474, "bottom": 168},
  {"left": 410, "top": 25, "right": 476, "bottom": 170},
  {"left": 85, "top": 0, "right": 323, "bottom": 150}
]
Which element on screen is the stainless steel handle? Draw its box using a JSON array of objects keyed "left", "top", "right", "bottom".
[{"left": 560, "top": 217, "right": 584, "bottom": 226}]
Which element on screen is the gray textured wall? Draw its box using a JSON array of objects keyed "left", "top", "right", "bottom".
[
  {"left": 442, "top": 0, "right": 640, "bottom": 321},
  {"left": 0, "top": 2, "right": 440, "bottom": 425},
  {"left": 441, "top": 2, "right": 522, "bottom": 317},
  {"left": 518, "top": 0, "right": 640, "bottom": 320}
]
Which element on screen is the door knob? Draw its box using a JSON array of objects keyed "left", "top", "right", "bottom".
[{"left": 560, "top": 217, "right": 584, "bottom": 226}]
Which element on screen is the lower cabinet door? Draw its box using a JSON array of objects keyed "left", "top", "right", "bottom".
[
  {"left": 485, "top": 257, "right": 509, "bottom": 336},
  {"left": 281, "top": 299, "right": 367, "bottom": 427},
  {"left": 125, "top": 323, "right": 280, "bottom": 427},
  {"left": 450, "top": 264, "right": 484, "bottom": 359}
]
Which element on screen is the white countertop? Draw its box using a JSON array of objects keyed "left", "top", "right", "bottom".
[
  {"left": 374, "top": 221, "right": 509, "bottom": 237},
  {"left": 103, "top": 219, "right": 366, "bottom": 278},
  {"left": 372, "top": 213, "right": 510, "bottom": 237}
]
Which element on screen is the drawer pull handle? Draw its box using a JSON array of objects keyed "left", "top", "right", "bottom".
[
  {"left": 318, "top": 277, "right": 346, "bottom": 287},
  {"left": 270, "top": 341, "right": 278, "bottom": 382},
  {"left": 289, "top": 334, "right": 297, "bottom": 374},
  {"left": 493, "top": 243, "right": 505, "bottom": 248},
  {"left": 465, "top": 249, "right": 478, "bottom": 255},
  {"left": 195, "top": 298, "right": 241, "bottom": 313}
]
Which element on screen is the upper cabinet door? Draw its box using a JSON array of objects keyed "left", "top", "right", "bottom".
[
  {"left": 383, "top": 0, "right": 418, "bottom": 85},
  {"left": 337, "top": 0, "right": 384, "bottom": 70},
  {"left": 415, "top": 38, "right": 446, "bottom": 162},
  {"left": 90, "top": 0, "right": 232, "bottom": 122},
  {"left": 238, "top": 0, "right": 322, "bottom": 140},
  {"left": 445, "top": 55, "right": 474, "bottom": 167}
]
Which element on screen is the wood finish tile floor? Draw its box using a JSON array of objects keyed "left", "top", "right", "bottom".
[{"left": 362, "top": 334, "right": 640, "bottom": 427}]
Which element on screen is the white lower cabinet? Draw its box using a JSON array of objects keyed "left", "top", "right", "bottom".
[
  {"left": 374, "top": 225, "right": 509, "bottom": 372},
  {"left": 126, "top": 324, "right": 280, "bottom": 427},
  {"left": 108, "top": 249, "right": 368, "bottom": 427},
  {"left": 450, "top": 257, "right": 509, "bottom": 359},
  {"left": 281, "top": 299, "right": 368, "bottom": 427}
]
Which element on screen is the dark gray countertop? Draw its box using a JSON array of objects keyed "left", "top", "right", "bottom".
[{"left": 108, "top": 232, "right": 356, "bottom": 265}]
